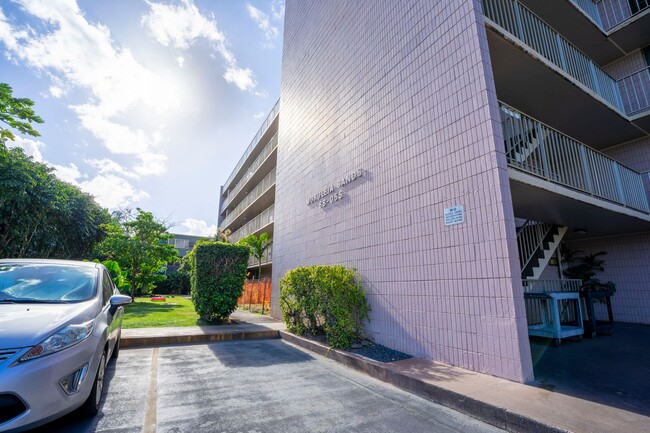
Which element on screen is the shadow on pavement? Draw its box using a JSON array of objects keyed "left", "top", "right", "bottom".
[
  {"left": 207, "top": 339, "right": 314, "bottom": 368},
  {"left": 530, "top": 322, "right": 650, "bottom": 417}
]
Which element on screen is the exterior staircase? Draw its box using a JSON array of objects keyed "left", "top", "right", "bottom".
[{"left": 517, "top": 221, "right": 567, "bottom": 279}]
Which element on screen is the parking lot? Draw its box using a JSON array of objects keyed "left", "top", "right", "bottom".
[{"left": 33, "top": 339, "right": 503, "bottom": 433}]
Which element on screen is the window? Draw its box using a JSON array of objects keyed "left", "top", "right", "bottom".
[
  {"left": 170, "top": 238, "right": 190, "bottom": 249},
  {"left": 102, "top": 271, "right": 114, "bottom": 305}
]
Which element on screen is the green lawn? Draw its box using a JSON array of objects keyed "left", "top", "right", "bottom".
[{"left": 121, "top": 296, "right": 208, "bottom": 329}]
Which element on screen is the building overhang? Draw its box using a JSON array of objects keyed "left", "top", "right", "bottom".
[
  {"left": 519, "top": 0, "right": 624, "bottom": 65},
  {"left": 520, "top": 1, "right": 650, "bottom": 63},
  {"left": 486, "top": 26, "right": 647, "bottom": 149},
  {"left": 509, "top": 170, "right": 650, "bottom": 240}
]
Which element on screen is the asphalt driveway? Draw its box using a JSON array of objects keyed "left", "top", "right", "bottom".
[{"left": 33, "top": 340, "right": 504, "bottom": 433}]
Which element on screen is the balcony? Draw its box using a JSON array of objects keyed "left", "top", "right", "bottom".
[
  {"left": 222, "top": 99, "right": 280, "bottom": 194},
  {"left": 517, "top": 1, "right": 650, "bottom": 65},
  {"left": 221, "top": 169, "right": 276, "bottom": 231},
  {"left": 501, "top": 103, "right": 650, "bottom": 238},
  {"left": 229, "top": 204, "right": 274, "bottom": 244},
  {"left": 483, "top": 0, "right": 648, "bottom": 147},
  {"left": 221, "top": 133, "right": 278, "bottom": 211}
]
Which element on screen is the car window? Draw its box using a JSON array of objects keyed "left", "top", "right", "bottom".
[
  {"left": 102, "top": 271, "right": 114, "bottom": 305},
  {"left": 0, "top": 263, "right": 97, "bottom": 303}
]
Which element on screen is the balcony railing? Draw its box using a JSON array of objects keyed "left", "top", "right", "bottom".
[
  {"left": 618, "top": 66, "right": 650, "bottom": 116},
  {"left": 570, "top": 0, "right": 605, "bottom": 26},
  {"left": 501, "top": 102, "right": 650, "bottom": 213},
  {"left": 229, "top": 204, "right": 275, "bottom": 244},
  {"left": 223, "top": 99, "right": 280, "bottom": 193},
  {"left": 596, "top": 0, "right": 649, "bottom": 30},
  {"left": 483, "top": 0, "right": 625, "bottom": 112},
  {"left": 221, "top": 169, "right": 276, "bottom": 229},
  {"left": 221, "top": 133, "right": 278, "bottom": 210},
  {"left": 248, "top": 244, "right": 272, "bottom": 267},
  {"left": 522, "top": 279, "right": 582, "bottom": 293}
]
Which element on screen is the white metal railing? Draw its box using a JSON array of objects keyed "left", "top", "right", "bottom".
[
  {"left": 517, "top": 221, "right": 553, "bottom": 271},
  {"left": 570, "top": 0, "right": 604, "bottom": 26},
  {"left": 596, "top": 0, "right": 648, "bottom": 30},
  {"left": 222, "top": 99, "right": 280, "bottom": 193},
  {"left": 501, "top": 103, "right": 650, "bottom": 213},
  {"left": 618, "top": 66, "right": 650, "bottom": 116},
  {"left": 248, "top": 244, "right": 272, "bottom": 267},
  {"left": 483, "top": 0, "right": 625, "bottom": 112},
  {"left": 229, "top": 205, "right": 275, "bottom": 244},
  {"left": 221, "top": 169, "right": 276, "bottom": 229},
  {"left": 221, "top": 133, "right": 278, "bottom": 210},
  {"left": 522, "top": 279, "right": 582, "bottom": 293}
]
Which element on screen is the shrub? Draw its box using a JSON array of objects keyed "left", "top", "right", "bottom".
[
  {"left": 279, "top": 265, "right": 370, "bottom": 348},
  {"left": 187, "top": 241, "right": 249, "bottom": 322},
  {"left": 153, "top": 271, "right": 190, "bottom": 295}
]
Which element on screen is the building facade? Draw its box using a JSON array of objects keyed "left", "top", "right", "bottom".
[
  {"left": 220, "top": 0, "right": 650, "bottom": 383},
  {"left": 218, "top": 101, "right": 278, "bottom": 279},
  {"left": 165, "top": 233, "right": 206, "bottom": 274}
]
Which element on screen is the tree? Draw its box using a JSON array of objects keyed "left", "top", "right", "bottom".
[
  {"left": 94, "top": 209, "right": 179, "bottom": 300},
  {"left": 238, "top": 232, "right": 272, "bottom": 313},
  {"left": 0, "top": 147, "right": 110, "bottom": 259},
  {"left": 0, "top": 82, "right": 43, "bottom": 144}
]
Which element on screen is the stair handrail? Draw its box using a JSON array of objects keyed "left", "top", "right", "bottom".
[{"left": 516, "top": 221, "right": 554, "bottom": 273}]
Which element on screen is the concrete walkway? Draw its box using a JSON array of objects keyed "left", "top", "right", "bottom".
[{"left": 121, "top": 312, "right": 649, "bottom": 433}]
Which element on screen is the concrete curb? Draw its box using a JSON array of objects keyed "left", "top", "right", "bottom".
[
  {"left": 121, "top": 329, "right": 280, "bottom": 348},
  {"left": 279, "top": 331, "right": 569, "bottom": 433}
]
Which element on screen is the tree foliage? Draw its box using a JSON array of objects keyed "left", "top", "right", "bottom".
[
  {"left": 0, "top": 146, "right": 110, "bottom": 259},
  {"left": 0, "top": 83, "right": 109, "bottom": 259},
  {"left": 0, "top": 82, "right": 43, "bottom": 144},
  {"left": 186, "top": 241, "right": 249, "bottom": 322},
  {"left": 94, "top": 209, "right": 179, "bottom": 300}
]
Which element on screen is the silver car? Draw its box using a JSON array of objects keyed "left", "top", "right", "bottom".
[{"left": 0, "top": 259, "right": 131, "bottom": 432}]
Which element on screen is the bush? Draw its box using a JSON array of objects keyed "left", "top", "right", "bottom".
[
  {"left": 153, "top": 271, "right": 190, "bottom": 295},
  {"left": 187, "top": 241, "right": 249, "bottom": 322},
  {"left": 279, "top": 265, "right": 370, "bottom": 348}
]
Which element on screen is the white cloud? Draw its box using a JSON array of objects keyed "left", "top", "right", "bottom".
[
  {"left": 142, "top": 0, "right": 257, "bottom": 91},
  {"left": 51, "top": 162, "right": 84, "bottom": 184},
  {"left": 85, "top": 158, "right": 140, "bottom": 180},
  {"left": 134, "top": 152, "right": 167, "bottom": 176},
  {"left": 253, "top": 111, "right": 265, "bottom": 119},
  {"left": 0, "top": 0, "right": 178, "bottom": 176},
  {"left": 177, "top": 218, "right": 218, "bottom": 237},
  {"left": 52, "top": 164, "right": 148, "bottom": 209},
  {"left": 223, "top": 66, "right": 256, "bottom": 91},
  {"left": 246, "top": 4, "right": 279, "bottom": 45},
  {"left": 176, "top": 55, "right": 185, "bottom": 67},
  {"left": 271, "top": 0, "right": 285, "bottom": 20},
  {"left": 76, "top": 174, "right": 149, "bottom": 209},
  {"left": 7, "top": 136, "right": 45, "bottom": 162}
]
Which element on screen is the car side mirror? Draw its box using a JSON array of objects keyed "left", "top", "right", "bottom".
[{"left": 110, "top": 294, "right": 132, "bottom": 307}]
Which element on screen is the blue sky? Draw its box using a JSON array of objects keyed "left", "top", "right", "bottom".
[{"left": 0, "top": 0, "right": 284, "bottom": 236}]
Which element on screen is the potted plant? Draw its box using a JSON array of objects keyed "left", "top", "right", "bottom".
[{"left": 561, "top": 247, "right": 615, "bottom": 337}]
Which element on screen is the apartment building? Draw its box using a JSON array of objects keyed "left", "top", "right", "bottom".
[
  {"left": 218, "top": 101, "right": 278, "bottom": 279},
  {"left": 220, "top": 0, "right": 650, "bottom": 382}
]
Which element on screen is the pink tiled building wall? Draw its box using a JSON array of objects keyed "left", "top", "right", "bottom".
[{"left": 272, "top": 0, "right": 533, "bottom": 383}]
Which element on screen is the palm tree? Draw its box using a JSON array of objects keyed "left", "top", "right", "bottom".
[{"left": 238, "top": 233, "right": 272, "bottom": 313}]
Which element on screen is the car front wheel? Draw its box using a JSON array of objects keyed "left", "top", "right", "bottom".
[{"left": 80, "top": 352, "right": 106, "bottom": 416}]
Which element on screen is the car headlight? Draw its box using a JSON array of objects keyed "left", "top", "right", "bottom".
[{"left": 19, "top": 320, "right": 95, "bottom": 362}]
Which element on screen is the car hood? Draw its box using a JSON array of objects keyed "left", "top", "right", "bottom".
[{"left": 0, "top": 301, "right": 99, "bottom": 349}]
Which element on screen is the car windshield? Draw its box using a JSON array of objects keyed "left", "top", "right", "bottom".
[{"left": 0, "top": 263, "right": 97, "bottom": 303}]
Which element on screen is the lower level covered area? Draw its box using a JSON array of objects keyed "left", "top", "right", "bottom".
[{"left": 530, "top": 322, "right": 650, "bottom": 417}]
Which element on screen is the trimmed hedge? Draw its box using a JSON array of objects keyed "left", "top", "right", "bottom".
[
  {"left": 187, "top": 241, "right": 249, "bottom": 322},
  {"left": 279, "top": 265, "right": 370, "bottom": 349}
]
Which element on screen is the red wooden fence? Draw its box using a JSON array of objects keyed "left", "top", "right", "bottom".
[{"left": 238, "top": 278, "right": 272, "bottom": 313}]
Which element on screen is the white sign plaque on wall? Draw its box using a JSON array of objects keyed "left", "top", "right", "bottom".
[{"left": 444, "top": 205, "right": 465, "bottom": 226}]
